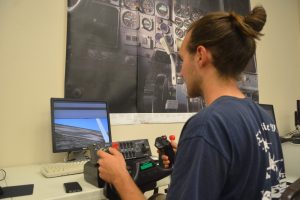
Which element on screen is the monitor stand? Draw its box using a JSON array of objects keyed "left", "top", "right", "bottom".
[{"left": 66, "top": 150, "right": 89, "bottom": 162}]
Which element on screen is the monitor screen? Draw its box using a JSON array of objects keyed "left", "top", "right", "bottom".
[
  {"left": 295, "top": 100, "right": 300, "bottom": 126},
  {"left": 259, "top": 104, "right": 277, "bottom": 125},
  {"left": 51, "top": 98, "right": 111, "bottom": 153}
]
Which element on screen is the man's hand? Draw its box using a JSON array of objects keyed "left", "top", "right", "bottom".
[
  {"left": 97, "top": 147, "right": 127, "bottom": 185},
  {"left": 160, "top": 140, "right": 178, "bottom": 168},
  {"left": 97, "top": 147, "right": 146, "bottom": 200}
]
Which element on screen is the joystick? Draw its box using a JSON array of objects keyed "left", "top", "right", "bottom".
[
  {"left": 88, "top": 143, "right": 110, "bottom": 165},
  {"left": 155, "top": 135, "right": 175, "bottom": 168}
]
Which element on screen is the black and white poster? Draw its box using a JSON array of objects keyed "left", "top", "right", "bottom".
[{"left": 65, "top": 0, "right": 258, "bottom": 124}]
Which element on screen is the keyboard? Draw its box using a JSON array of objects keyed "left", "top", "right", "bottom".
[{"left": 40, "top": 160, "right": 88, "bottom": 178}]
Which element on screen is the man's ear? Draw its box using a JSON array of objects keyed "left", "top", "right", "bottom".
[{"left": 195, "top": 45, "right": 210, "bottom": 66}]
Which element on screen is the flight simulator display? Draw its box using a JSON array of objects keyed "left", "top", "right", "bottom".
[
  {"left": 51, "top": 98, "right": 111, "bottom": 153},
  {"left": 65, "top": 0, "right": 257, "bottom": 114}
]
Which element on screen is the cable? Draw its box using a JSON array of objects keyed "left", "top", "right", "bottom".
[
  {"left": 0, "top": 169, "right": 13, "bottom": 200},
  {"left": 0, "top": 169, "right": 6, "bottom": 181}
]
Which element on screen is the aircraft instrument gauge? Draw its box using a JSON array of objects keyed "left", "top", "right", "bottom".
[
  {"left": 142, "top": 18, "right": 153, "bottom": 31},
  {"left": 141, "top": 0, "right": 154, "bottom": 15},
  {"left": 175, "top": 27, "right": 184, "bottom": 38},
  {"left": 181, "top": 7, "right": 190, "bottom": 18},
  {"left": 160, "top": 23, "right": 170, "bottom": 34},
  {"left": 183, "top": 19, "right": 192, "bottom": 28},
  {"left": 122, "top": 11, "right": 139, "bottom": 29},
  {"left": 156, "top": 2, "right": 168, "bottom": 17},
  {"left": 174, "top": 17, "right": 183, "bottom": 28},
  {"left": 124, "top": 0, "right": 140, "bottom": 10}
]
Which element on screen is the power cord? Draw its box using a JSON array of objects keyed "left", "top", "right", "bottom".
[
  {"left": 0, "top": 169, "right": 6, "bottom": 181},
  {"left": 0, "top": 169, "right": 6, "bottom": 196},
  {"left": 0, "top": 169, "right": 13, "bottom": 200}
]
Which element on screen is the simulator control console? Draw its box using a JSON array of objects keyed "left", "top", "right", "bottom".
[{"left": 84, "top": 138, "right": 174, "bottom": 200}]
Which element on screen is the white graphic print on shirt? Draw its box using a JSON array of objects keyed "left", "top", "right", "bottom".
[{"left": 256, "top": 122, "right": 286, "bottom": 199}]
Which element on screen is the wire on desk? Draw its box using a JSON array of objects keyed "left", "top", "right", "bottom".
[
  {"left": 0, "top": 169, "right": 12, "bottom": 200},
  {"left": 0, "top": 169, "right": 6, "bottom": 181}
]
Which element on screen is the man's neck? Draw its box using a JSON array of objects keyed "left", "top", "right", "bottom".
[{"left": 202, "top": 75, "right": 245, "bottom": 105}]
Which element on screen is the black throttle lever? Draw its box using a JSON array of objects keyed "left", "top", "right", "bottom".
[{"left": 155, "top": 135, "right": 175, "bottom": 168}]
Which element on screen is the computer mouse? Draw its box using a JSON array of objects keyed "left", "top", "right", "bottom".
[{"left": 0, "top": 186, "right": 3, "bottom": 195}]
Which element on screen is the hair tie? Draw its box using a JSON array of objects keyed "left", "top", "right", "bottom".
[{"left": 228, "top": 13, "right": 238, "bottom": 22}]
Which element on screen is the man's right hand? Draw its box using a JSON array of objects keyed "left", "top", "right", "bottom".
[
  {"left": 97, "top": 147, "right": 146, "bottom": 200},
  {"left": 97, "top": 147, "right": 127, "bottom": 185},
  {"left": 160, "top": 140, "right": 178, "bottom": 168}
]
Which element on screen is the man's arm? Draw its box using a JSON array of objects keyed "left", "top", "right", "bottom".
[
  {"left": 111, "top": 169, "right": 146, "bottom": 200},
  {"left": 98, "top": 148, "right": 146, "bottom": 200}
]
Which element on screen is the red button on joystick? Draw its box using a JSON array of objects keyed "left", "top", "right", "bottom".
[
  {"left": 169, "top": 135, "right": 175, "bottom": 141},
  {"left": 112, "top": 142, "right": 119, "bottom": 150}
]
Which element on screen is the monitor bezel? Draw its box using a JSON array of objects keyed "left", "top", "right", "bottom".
[
  {"left": 50, "top": 98, "right": 112, "bottom": 153},
  {"left": 295, "top": 100, "right": 300, "bottom": 126},
  {"left": 259, "top": 103, "right": 277, "bottom": 125}
]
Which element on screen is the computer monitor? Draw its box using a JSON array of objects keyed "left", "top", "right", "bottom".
[
  {"left": 259, "top": 104, "right": 277, "bottom": 125},
  {"left": 295, "top": 100, "right": 300, "bottom": 126},
  {"left": 51, "top": 98, "right": 111, "bottom": 153}
]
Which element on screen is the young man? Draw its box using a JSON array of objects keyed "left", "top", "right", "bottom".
[{"left": 98, "top": 6, "right": 286, "bottom": 200}]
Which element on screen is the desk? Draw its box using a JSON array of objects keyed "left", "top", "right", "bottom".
[
  {"left": 0, "top": 165, "right": 170, "bottom": 200},
  {"left": 1, "top": 164, "right": 298, "bottom": 199},
  {"left": 282, "top": 143, "right": 300, "bottom": 180}
]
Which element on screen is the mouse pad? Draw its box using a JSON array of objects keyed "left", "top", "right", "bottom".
[{"left": 0, "top": 184, "right": 34, "bottom": 199}]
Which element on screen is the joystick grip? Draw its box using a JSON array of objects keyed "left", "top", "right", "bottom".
[{"left": 155, "top": 135, "right": 175, "bottom": 168}]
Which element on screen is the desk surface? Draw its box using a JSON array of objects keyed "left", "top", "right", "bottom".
[
  {"left": 2, "top": 164, "right": 296, "bottom": 200},
  {"left": 0, "top": 165, "right": 105, "bottom": 200},
  {"left": 0, "top": 165, "right": 170, "bottom": 200}
]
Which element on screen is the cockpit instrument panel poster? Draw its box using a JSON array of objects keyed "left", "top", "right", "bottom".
[{"left": 65, "top": 0, "right": 257, "bottom": 124}]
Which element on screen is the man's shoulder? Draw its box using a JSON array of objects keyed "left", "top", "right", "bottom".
[
  {"left": 190, "top": 96, "right": 253, "bottom": 122},
  {"left": 182, "top": 96, "right": 257, "bottom": 139}
]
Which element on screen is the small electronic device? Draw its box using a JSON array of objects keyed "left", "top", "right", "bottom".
[
  {"left": 154, "top": 135, "right": 175, "bottom": 168},
  {"left": 0, "top": 184, "right": 34, "bottom": 198},
  {"left": 64, "top": 182, "right": 82, "bottom": 193},
  {"left": 50, "top": 98, "right": 112, "bottom": 153}
]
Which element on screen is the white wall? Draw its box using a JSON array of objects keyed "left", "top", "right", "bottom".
[
  {"left": 251, "top": 0, "right": 300, "bottom": 178},
  {"left": 253, "top": 0, "right": 300, "bottom": 133},
  {"left": 0, "top": 0, "right": 67, "bottom": 166},
  {"left": 0, "top": 0, "right": 300, "bottom": 179},
  {"left": 0, "top": 0, "right": 183, "bottom": 167}
]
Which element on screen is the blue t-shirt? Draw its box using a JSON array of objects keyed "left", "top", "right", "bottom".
[{"left": 166, "top": 96, "right": 286, "bottom": 200}]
